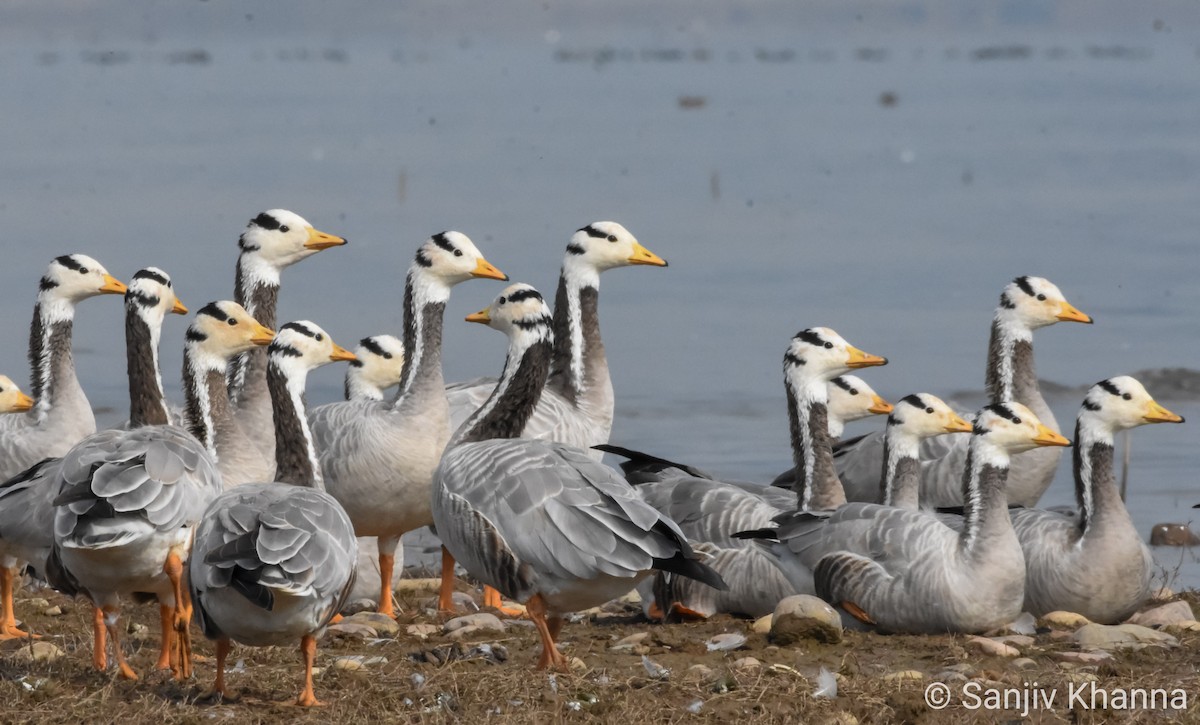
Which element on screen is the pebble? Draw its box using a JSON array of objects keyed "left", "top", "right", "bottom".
[
  {"left": 1009, "top": 658, "right": 1037, "bottom": 671},
  {"left": 1151, "top": 586, "right": 1175, "bottom": 602},
  {"left": 611, "top": 632, "right": 650, "bottom": 648},
  {"left": 42, "top": 606, "right": 62, "bottom": 617},
  {"left": 994, "top": 634, "right": 1035, "bottom": 647},
  {"left": 340, "top": 598, "right": 377, "bottom": 616},
  {"left": 966, "top": 636, "right": 1019, "bottom": 657},
  {"left": 1039, "top": 611, "right": 1091, "bottom": 629},
  {"left": 732, "top": 657, "right": 761, "bottom": 672},
  {"left": 769, "top": 595, "right": 842, "bottom": 645},
  {"left": 569, "top": 657, "right": 588, "bottom": 672},
  {"left": 345, "top": 611, "right": 401, "bottom": 636},
  {"left": 752, "top": 614, "right": 773, "bottom": 634},
  {"left": 1166, "top": 620, "right": 1200, "bottom": 633},
  {"left": 1066, "top": 672, "right": 1098, "bottom": 685},
  {"left": 446, "top": 625, "right": 490, "bottom": 641},
  {"left": 1074, "top": 623, "right": 1179, "bottom": 650},
  {"left": 1054, "top": 651, "right": 1113, "bottom": 664},
  {"left": 332, "top": 655, "right": 389, "bottom": 671},
  {"left": 943, "top": 663, "right": 975, "bottom": 675},
  {"left": 936, "top": 670, "right": 970, "bottom": 683},
  {"left": 684, "top": 664, "right": 715, "bottom": 682},
  {"left": 443, "top": 613, "right": 505, "bottom": 634},
  {"left": 327, "top": 621, "right": 378, "bottom": 640},
  {"left": 12, "top": 641, "right": 63, "bottom": 663},
  {"left": 406, "top": 623, "right": 440, "bottom": 639},
  {"left": 1149, "top": 522, "right": 1200, "bottom": 547},
  {"left": 1127, "top": 601, "right": 1195, "bottom": 628},
  {"left": 23, "top": 598, "right": 50, "bottom": 609},
  {"left": 883, "top": 670, "right": 923, "bottom": 682}
]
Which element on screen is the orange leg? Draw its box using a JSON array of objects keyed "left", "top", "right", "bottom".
[
  {"left": 0, "top": 566, "right": 38, "bottom": 640},
  {"left": 207, "top": 638, "right": 231, "bottom": 701},
  {"left": 436, "top": 548, "right": 456, "bottom": 613},
  {"left": 101, "top": 606, "right": 138, "bottom": 681},
  {"left": 377, "top": 552, "right": 395, "bottom": 618},
  {"left": 296, "top": 634, "right": 322, "bottom": 707},
  {"left": 92, "top": 605, "right": 107, "bottom": 671},
  {"left": 482, "top": 586, "right": 524, "bottom": 618},
  {"left": 526, "top": 594, "right": 567, "bottom": 671},
  {"left": 156, "top": 604, "right": 175, "bottom": 671},
  {"left": 164, "top": 552, "right": 193, "bottom": 679}
]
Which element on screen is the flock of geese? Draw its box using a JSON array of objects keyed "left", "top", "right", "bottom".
[{"left": 0, "top": 210, "right": 1186, "bottom": 705}]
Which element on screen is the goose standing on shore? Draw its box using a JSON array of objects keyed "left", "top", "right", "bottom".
[
  {"left": 0, "top": 255, "right": 126, "bottom": 480},
  {"left": 1013, "top": 377, "right": 1183, "bottom": 623},
  {"left": 190, "top": 322, "right": 358, "bottom": 706},
  {"left": 49, "top": 290, "right": 267, "bottom": 681},
  {"left": 446, "top": 222, "right": 666, "bottom": 452},
  {"left": 751, "top": 403, "right": 1069, "bottom": 634},
  {"left": 433, "top": 284, "right": 724, "bottom": 669},
  {"left": 225, "top": 210, "right": 346, "bottom": 478},
  {"left": 0, "top": 377, "right": 34, "bottom": 639},
  {"left": 825, "top": 276, "right": 1090, "bottom": 508},
  {"left": 310, "top": 233, "right": 507, "bottom": 616}
]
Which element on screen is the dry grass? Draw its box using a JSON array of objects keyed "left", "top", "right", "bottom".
[{"left": 2, "top": 586, "right": 1200, "bottom": 724}]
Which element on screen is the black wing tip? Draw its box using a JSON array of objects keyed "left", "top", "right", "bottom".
[
  {"left": 653, "top": 554, "right": 728, "bottom": 592},
  {"left": 732, "top": 527, "right": 779, "bottom": 541}
]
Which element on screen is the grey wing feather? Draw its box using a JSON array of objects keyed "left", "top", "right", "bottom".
[{"left": 0, "top": 457, "right": 62, "bottom": 564}]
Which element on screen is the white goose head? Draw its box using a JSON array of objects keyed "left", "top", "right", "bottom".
[
  {"left": 39, "top": 254, "right": 126, "bottom": 305},
  {"left": 237, "top": 209, "right": 346, "bottom": 274},
  {"left": 466, "top": 283, "right": 553, "bottom": 343},
  {"left": 996, "top": 276, "right": 1092, "bottom": 332},
  {"left": 413, "top": 231, "right": 507, "bottom": 288},
  {"left": 0, "top": 375, "right": 34, "bottom": 414},
  {"left": 828, "top": 375, "right": 892, "bottom": 426},
  {"left": 186, "top": 301, "right": 276, "bottom": 370},
  {"left": 348, "top": 334, "right": 405, "bottom": 394},
  {"left": 972, "top": 402, "right": 1071, "bottom": 456},
  {"left": 269, "top": 321, "right": 357, "bottom": 374},
  {"left": 1079, "top": 376, "right": 1184, "bottom": 435},
  {"left": 125, "top": 267, "right": 188, "bottom": 323},
  {"left": 889, "top": 393, "right": 973, "bottom": 438},
  {"left": 784, "top": 327, "right": 888, "bottom": 398},
  {"left": 564, "top": 222, "right": 667, "bottom": 274}
]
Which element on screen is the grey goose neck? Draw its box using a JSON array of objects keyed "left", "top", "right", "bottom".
[
  {"left": 985, "top": 320, "right": 1041, "bottom": 408},
  {"left": 27, "top": 304, "right": 77, "bottom": 416},
  {"left": 183, "top": 352, "right": 234, "bottom": 456},
  {"left": 547, "top": 275, "right": 605, "bottom": 405},
  {"left": 455, "top": 338, "right": 553, "bottom": 446},
  {"left": 1073, "top": 419, "right": 1122, "bottom": 537},
  {"left": 880, "top": 436, "right": 921, "bottom": 509},
  {"left": 267, "top": 360, "right": 321, "bottom": 489},
  {"left": 958, "top": 446, "right": 1011, "bottom": 557},
  {"left": 227, "top": 260, "right": 279, "bottom": 406},
  {"left": 393, "top": 272, "right": 447, "bottom": 410},
  {"left": 125, "top": 303, "right": 170, "bottom": 428},
  {"left": 786, "top": 385, "right": 844, "bottom": 511}
]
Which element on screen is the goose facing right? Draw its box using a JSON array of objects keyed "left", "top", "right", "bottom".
[
  {"left": 433, "top": 284, "right": 724, "bottom": 670},
  {"left": 344, "top": 334, "right": 405, "bottom": 402}
]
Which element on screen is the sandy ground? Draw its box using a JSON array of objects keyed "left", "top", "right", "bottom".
[{"left": 2, "top": 583, "right": 1199, "bottom": 724}]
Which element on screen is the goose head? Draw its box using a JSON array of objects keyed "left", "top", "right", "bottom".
[
  {"left": 1080, "top": 376, "right": 1184, "bottom": 435},
  {"left": 413, "top": 231, "right": 507, "bottom": 286},
  {"left": 39, "top": 254, "right": 126, "bottom": 304},
  {"left": 997, "top": 276, "right": 1091, "bottom": 331},
  {"left": 186, "top": 301, "right": 275, "bottom": 369},
  {"left": 0, "top": 375, "right": 34, "bottom": 414},
  {"left": 237, "top": 209, "right": 346, "bottom": 272},
  {"left": 565, "top": 222, "right": 667, "bottom": 273},
  {"left": 125, "top": 267, "right": 188, "bottom": 323},
  {"left": 829, "top": 375, "right": 892, "bottom": 420},
  {"left": 784, "top": 327, "right": 887, "bottom": 399},
  {"left": 466, "top": 283, "right": 553, "bottom": 342},
  {"left": 348, "top": 334, "right": 405, "bottom": 390},
  {"left": 889, "top": 393, "right": 973, "bottom": 438},
  {"left": 268, "top": 321, "right": 357, "bottom": 375},
  {"left": 973, "top": 402, "right": 1071, "bottom": 455}
]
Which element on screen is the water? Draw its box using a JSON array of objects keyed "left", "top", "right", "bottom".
[{"left": 1, "top": 1, "right": 1197, "bottom": 586}]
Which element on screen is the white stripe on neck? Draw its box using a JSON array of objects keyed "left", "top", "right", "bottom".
[
  {"left": 991, "top": 310, "right": 1033, "bottom": 401},
  {"left": 961, "top": 436, "right": 1010, "bottom": 552},
  {"left": 560, "top": 257, "right": 600, "bottom": 395}
]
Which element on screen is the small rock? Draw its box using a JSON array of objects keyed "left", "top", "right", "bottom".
[
  {"left": 444, "top": 613, "right": 505, "bottom": 634},
  {"left": 752, "top": 614, "right": 773, "bottom": 634},
  {"left": 685, "top": 664, "right": 714, "bottom": 682},
  {"left": 1149, "top": 523, "right": 1200, "bottom": 547},
  {"left": 883, "top": 670, "right": 924, "bottom": 682},
  {"left": 406, "top": 623, "right": 440, "bottom": 639},
  {"left": 1039, "top": 611, "right": 1091, "bottom": 629},
  {"left": 569, "top": 657, "right": 588, "bottom": 672},
  {"left": 327, "top": 621, "right": 378, "bottom": 640},
  {"left": 936, "top": 670, "right": 970, "bottom": 683},
  {"left": 345, "top": 611, "right": 401, "bottom": 636},
  {"left": 446, "top": 625, "right": 487, "bottom": 641},
  {"left": 769, "top": 595, "right": 842, "bottom": 645},
  {"left": 732, "top": 657, "right": 761, "bottom": 672},
  {"left": 1074, "top": 623, "right": 1179, "bottom": 650},
  {"left": 13, "top": 641, "right": 64, "bottom": 663},
  {"left": 42, "top": 606, "right": 62, "bottom": 617},
  {"left": 1151, "top": 586, "right": 1175, "bottom": 602},
  {"left": 1054, "top": 651, "right": 1113, "bottom": 664},
  {"left": 1066, "top": 672, "right": 1098, "bottom": 685},
  {"left": 826, "top": 712, "right": 859, "bottom": 725},
  {"left": 333, "top": 657, "right": 365, "bottom": 671},
  {"left": 943, "top": 663, "right": 975, "bottom": 675},
  {"left": 1127, "top": 601, "right": 1195, "bottom": 628},
  {"left": 23, "top": 598, "right": 50, "bottom": 609},
  {"left": 1047, "top": 630, "right": 1073, "bottom": 642},
  {"left": 619, "top": 590, "right": 642, "bottom": 605},
  {"left": 1010, "top": 658, "right": 1037, "bottom": 671},
  {"left": 340, "top": 598, "right": 377, "bottom": 616},
  {"left": 967, "top": 636, "right": 1019, "bottom": 657},
  {"left": 611, "top": 632, "right": 650, "bottom": 648},
  {"left": 1166, "top": 619, "right": 1200, "bottom": 633},
  {"left": 994, "top": 634, "right": 1035, "bottom": 648}
]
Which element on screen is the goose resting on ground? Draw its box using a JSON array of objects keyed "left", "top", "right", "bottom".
[
  {"left": 190, "top": 321, "right": 358, "bottom": 706},
  {"left": 745, "top": 403, "right": 1070, "bottom": 634},
  {"left": 225, "top": 210, "right": 347, "bottom": 479},
  {"left": 877, "top": 394, "right": 973, "bottom": 509},
  {"left": 433, "top": 284, "right": 724, "bottom": 669},
  {"left": 310, "top": 232, "right": 507, "bottom": 616},
  {"left": 0, "top": 255, "right": 126, "bottom": 480},
  {"left": 1012, "top": 377, "right": 1183, "bottom": 623},
  {"left": 814, "top": 276, "right": 1090, "bottom": 508}
]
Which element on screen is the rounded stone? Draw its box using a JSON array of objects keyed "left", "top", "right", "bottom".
[{"left": 769, "top": 595, "right": 843, "bottom": 645}]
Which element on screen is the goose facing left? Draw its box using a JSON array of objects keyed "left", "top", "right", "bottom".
[
  {"left": 0, "top": 254, "right": 127, "bottom": 480},
  {"left": 48, "top": 296, "right": 272, "bottom": 680}
]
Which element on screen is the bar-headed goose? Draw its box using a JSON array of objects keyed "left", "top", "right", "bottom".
[
  {"left": 0, "top": 255, "right": 126, "bottom": 480},
  {"left": 310, "top": 232, "right": 507, "bottom": 617},
  {"left": 1013, "top": 377, "right": 1183, "bottom": 623},
  {"left": 751, "top": 403, "right": 1069, "bottom": 634},
  {"left": 0, "top": 377, "right": 34, "bottom": 416},
  {"left": 826, "top": 276, "right": 1090, "bottom": 508},
  {"left": 226, "top": 210, "right": 346, "bottom": 469},
  {"left": 446, "top": 222, "right": 666, "bottom": 454},
  {"left": 433, "top": 283, "right": 724, "bottom": 670},
  {"left": 827, "top": 375, "right": 892, "bottom": 441},
  {"left": 0, "top": 377, "right": 34, "bottom": 639},
  {"left": 48, "top": 287, "right": 265, "bottom": 681},
  {"left": 345, "top": 334, "right": 404, "bottom": 402},
  {"left": 190, "top": 321, "right": 358, "bottom": 706},
  {"left": 878, "top": 394, "right": 973, "bottom": 509}
]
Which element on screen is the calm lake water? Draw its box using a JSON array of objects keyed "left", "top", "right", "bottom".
[{"left": 1, "top": 1, "right": 1197, "bottom": 587}]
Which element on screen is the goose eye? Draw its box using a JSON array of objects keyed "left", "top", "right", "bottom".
[
  {"left": 823, "top": 342, "right": 833, "bottom": 349},
  {"left": 498, "top": 297, "right": 506, "bottom": 305},
  {"left": 227, "top": 318, "right": 237, "bottom": 326},
  {"left": 454, "top": 249, "right": 463, "bottom": 257},
  {"left": 79, "top": 267, "right": 89, "bottom": 275},
  {"left": 925, "top": 407, "right": 935, "bottom": 414},
  {"left": 280, "top": 225, "right": 290, "bottom": 233},
  {"left": 1036, "top": 293, "right": 1046, "bottom": 301},
  {"left": 383, "top": 352, "right": 393, "bottom": 359},
  {"left": 607, "top": 234, "right": 618, "bottom": 242},
  {"left": 1122, "top": 393, "right": 1132, "bottom": 401},
  {"left": 1012, "top": 417, "right": 1022, "bottom": 424},
  {"left": 850, "top": 389, "right": 859, "bottom": 395},
  {"left": 315, "top": 333, "right": 324, "bottom": 342}
]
